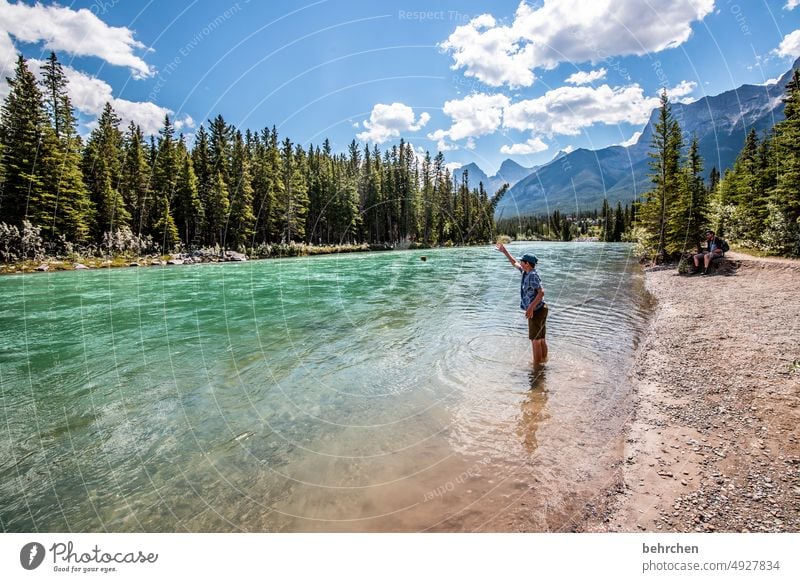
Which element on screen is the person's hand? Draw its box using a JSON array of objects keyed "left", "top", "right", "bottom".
[
  {"left": 525, "top": 304, "right": 534, "bottom": 318},
  {"left": 495, "top": 243, "right": 505, "bottom": 253}
]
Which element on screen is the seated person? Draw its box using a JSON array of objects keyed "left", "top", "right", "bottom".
[{"left": 692, "top": 229, "right": 728, "bottom": 275}]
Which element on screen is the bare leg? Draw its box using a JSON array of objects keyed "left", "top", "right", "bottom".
[{"left": 532, "top": 339, "right": 546, "bottom": 365}]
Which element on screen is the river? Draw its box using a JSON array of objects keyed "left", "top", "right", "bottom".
[{"left": 0, "top": 242, "right": 650, "bottom": 532}]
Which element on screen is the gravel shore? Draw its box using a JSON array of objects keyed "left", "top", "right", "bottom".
[{"left": 582, "top": 251, "right": 800, "bottom": 533}]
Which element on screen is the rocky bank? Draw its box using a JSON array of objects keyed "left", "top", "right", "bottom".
[{"left": 582, "top": 251, "right": 800, "bottom": 533}]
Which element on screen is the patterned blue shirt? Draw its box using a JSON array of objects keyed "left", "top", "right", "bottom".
[{"left": 520, "top": 269, "right": 545, "bottom": 311}]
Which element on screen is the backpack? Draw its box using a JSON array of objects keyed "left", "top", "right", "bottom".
[{"left": 720, "top": 238, "right": 730, "bottom": 253}]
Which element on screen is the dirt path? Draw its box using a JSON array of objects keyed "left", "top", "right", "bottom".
[{"left": 582, "top": 252, "right": 800, "bottom": 532}]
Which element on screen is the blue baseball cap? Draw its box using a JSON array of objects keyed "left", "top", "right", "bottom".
[{"left": 518, "top": 253, "right": 538, "bottom": 265}]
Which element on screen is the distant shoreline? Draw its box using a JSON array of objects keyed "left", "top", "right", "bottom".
[
  {"left": 0, "top": 242, "right": 383, "bottom": 276},
  {"left": 0, "top": 238, "right": 608, "bottom": 276}
]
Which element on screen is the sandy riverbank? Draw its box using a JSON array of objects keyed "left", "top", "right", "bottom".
[{"left": 581, "top": 251, "right": 800, "bottom": 532}]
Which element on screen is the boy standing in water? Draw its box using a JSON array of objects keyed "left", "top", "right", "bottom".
[{"left": 496, "top": 243, "right": 549, "bottom": 365}]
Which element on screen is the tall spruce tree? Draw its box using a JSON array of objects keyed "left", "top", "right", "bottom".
[
  {"left": 420, "top": 151, "right": 435, "bottom": 245},
  {"left": 0, "top": 55, "right": 49, "bottom": 229},
  {"left": 39, "top": 52, "right": 93, "bottom": 242},
  {"left": 41, "top": 52, "right": 68, "bottom": 141},
  {"left": 205, "top": 170, "right": 230, "bottom": 248},
  {"left": 173, "top": 137, "right": 202, "bottom": 246},
  {"left": 638, "top": 91, "right": 683, "bottom": 260},
  {"left": 209, "top": 114, "right": 232, "bottom": 186},
  {"left": 150, "top": 115, "right": 179, "bottom": 250},
  {"left": 227, "top": 130, "right": 256, "bottom": 248},
  {"left": 669, "top": 135, "right": 706, "bottom": 252},
  {"left": 191, "top": 124, "right": 215, "bottom": 245},
  {"left": 83, "top": 102, "right": 129, "bottom": 240},
  {"left": 612, "top": 201, "right": 625, "bottom": 242},
  {"left": 338, "top": 140, "right": 362, "bottom": 243},
  {"left": 275, "top": 138, "right": 309, "bottom": 242},
  {"left": 305, "top": 141, "right": 327, "bottom": 243},
  {"left": 120, "top": 122, "right": 151, "bottom": 239}
]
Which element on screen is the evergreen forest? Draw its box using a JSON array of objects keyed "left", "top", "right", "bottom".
[
  {"left": 1, "top": 53, "right": 799, "bottom": 264},
  {"left": 636, "top": 73, "right": 800, "bottom": 260},
  {"left": 0, "top": 54, "right": 504, "bottom": 262}
]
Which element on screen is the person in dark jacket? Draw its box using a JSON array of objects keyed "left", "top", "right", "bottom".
[{"left": 692, "top": 229, "right": 728, "bottom": 275}]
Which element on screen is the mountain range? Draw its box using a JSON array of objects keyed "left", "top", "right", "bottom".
[
  {"left": 451, "top": 57, "right": 800, "bottom": 219},
  {"left": 453, "top": 158, "right": 535, "bottom": 195}
]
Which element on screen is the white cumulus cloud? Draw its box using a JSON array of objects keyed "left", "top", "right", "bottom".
[
  {"left": 427, "top": 92, "right": 510, "bottom": 150},
  {"left": 357, "top": 102, "right": 430, "bottom": 144},
  {"left": 441, "top": 0, "right": 714, "bottom": 88},
  {"left": 503, "top": 83, "right": 660, "bottom": 136},
  {"left": 500, "top": 137, "right": 549, "bottom": 155},
  {"left": 565, "top": 68, "right": 608, "bottom": 85},
  {"left": 0, "top": 0, "right": 153, "bottom": 79},
  {"left": 666, "top": 80, "right": 698, "bottom": 104},
  {"left": 786, "top": 1, "right": 799, "bottom": 11},
  {"left": 440, "top": 13, "right": 536, "bottom": 88},
  {"left": 776, "top": 29, "right": 800, "bottom": 59},
  {"left": 426, "top": 80, "right": 693, "bottom": 152}
]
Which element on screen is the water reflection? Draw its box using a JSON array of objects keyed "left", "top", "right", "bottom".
[{"left": 517, "top": 366, "right": 550, "bottom": 453}]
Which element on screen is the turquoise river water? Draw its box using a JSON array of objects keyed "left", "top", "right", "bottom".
[{"left": 0, "top": 242, "right": 650, "bottom": 532}]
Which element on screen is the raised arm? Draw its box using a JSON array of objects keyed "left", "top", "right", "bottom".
[{"left": 495, "top": 243, "right": 521, "bottom": 270}]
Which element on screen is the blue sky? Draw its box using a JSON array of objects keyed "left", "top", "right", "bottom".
[{"left": 2, "top": 0, "right": 800, "bottom": 175}]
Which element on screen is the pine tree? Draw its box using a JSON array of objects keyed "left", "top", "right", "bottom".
[
  {"left": 173, "top": 138, "right": 202, "bottom": 246},
  {"left": 669, "top": 135, "right": 706, "bottom": 253},
  {"left": 0, "top": 55, "right": 49, "bottom": 229},
  {"left": 83, "top": 102, "right": 129, "bottom": 240},
  {"left": 612, "top": 201, "right": 625, "bottom": 242},
  {"left": 191, "top": 124, "right": 215, "bottom": 245},
  {"left": 39, "top": 52, "right": 93, "bottom": 242},
  {"left": 769, "top": 69, "right": 800, "bottom": 251},
  {"left": 599, "top": 198, "right": 612, "bottom": 242},
  {"left": 262, "top": 127, "right": 283, "bottom": 243},
  {"left": 209, "top": 114, "right": 232, "bottom": 186},
  {"left": 150, "top": 115, "right": 179, "bottom": 250},
  {"left": 708, "top": 166, "right": 720, "bottom": 193},
  {"left": 40, "top": 52, "right": 68, "bottom": 141},
  {"left": 306, "top": 141, "right": 329, "bottom": 243},
  {"left": 249, "top": 128, "right": 277, "bottom": 244},
  {"left": 152, "top": 195, "right": 179, "bottom": 253},
  {"left": 361, "top": 144, "right": 384, "bottom": 243},
  {"left": 120, "top": 122, "right": 152, "bottom": 239},
  {"left": 227, "top": 130, "right": 256, "bottom": 248},
  {"left": 397, "top": 140, "right": 418, "bottom": 242},
  {"left": 420, "top": 151, "right": 435, "bottom": 245},
  {"left": 638, "top": 91, "right": 683, "bottom": 260},
  {"left": 205, "top": 170, "right": 230, "bottom": 248},
  {"left": 275, "top": 138, "right": 309, "bottom": 242},
  {"left": 337, "top": 140, "right": 362, "bottom": 243}
]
